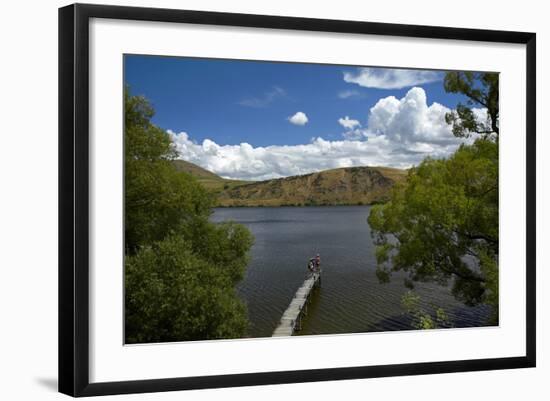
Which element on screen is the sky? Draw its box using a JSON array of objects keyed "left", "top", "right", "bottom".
[{"left": 124, "top": 55, "right": 479, "bottom": 181}]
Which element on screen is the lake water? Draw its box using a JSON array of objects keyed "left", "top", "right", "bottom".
[{"left": 212, "top": 206, "right": 492, "bottom": 338}]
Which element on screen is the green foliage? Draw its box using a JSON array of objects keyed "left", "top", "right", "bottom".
[
  {"left": 125, "top": 235, "right": 249, "bottom": 343},
  {"left": 125, "top": 159, "right": 214, "bottom": 251},
  {"left": 368, "top": 139, "right": 499, "bottom": 315},
  {"left": 368, "top": 73, "right": 500, "bottom": 329},
  {"left": 444, "top": 72, "right": 499, "bottom": 137},
  {"left": 124, "top": 88, "right": 253, "bottom": 343},
  {"left": 178, "top": 219, "right": 254, "bottom": 285},
  {"left": 435, "top": 307, "right": 450, "bottom": 327},
  {"left": 125, "top": 91, "right": 213, "bottom": 252},
  {"left": 401, "top": 291, "right": 450, "bottom": 330}
]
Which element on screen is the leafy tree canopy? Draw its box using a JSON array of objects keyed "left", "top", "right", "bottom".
[
  {"left": 125, "top": 235, "right": 250, "bottom": 343},
  {"left": 368, "top": 139, "right": 498, "bottom": 320},
  {"left": 125, "top": 91, "right": 213, "bottom": 252},
  {"left": 369, "top": 72, "right": 500, "bottom": 327},
  {"left": 124, "top": 89, "right": 253, "bottom": 343},
  {"left": 444, "top": 71, "right": 499, "bottom": 138}
]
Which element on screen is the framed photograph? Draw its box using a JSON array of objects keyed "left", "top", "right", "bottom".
[{"left": 58, "top": 3, "right": 536, "bottom": 397}]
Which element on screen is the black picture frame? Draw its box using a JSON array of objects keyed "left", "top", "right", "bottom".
[{"left": 59, "top": 3, "right": 536, "bottom": 397}]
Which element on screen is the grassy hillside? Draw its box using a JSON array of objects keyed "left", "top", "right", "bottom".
[
  {"left": 173, "top": 159, "right": 407, "bottom": 207},
  {"left": 371, "top": 166, "right": 409, "bottom": 183},
  {"left": 172, "top": 160, "right": 253, "bottom": 191},
  {"left": 174, "top": 160, "right": 407, "bottom": 207},
  {"left": 216, "top": 166, "right": 407, "bottom": 207}
]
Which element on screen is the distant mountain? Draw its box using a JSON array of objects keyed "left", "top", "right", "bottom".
[{"left": 174, "top": 160, "right": 407, "bottom": 207}]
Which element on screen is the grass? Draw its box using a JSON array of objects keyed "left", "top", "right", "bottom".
[
  {"left": 173, "top": 159, "right": 409, "bottom": 207},
  {"left": 172, "top": 160, "right": 254, "bottom": 191}
]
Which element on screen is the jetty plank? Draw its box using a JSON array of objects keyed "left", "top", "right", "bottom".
[{"left": 272, "top": 272, "right": 321, "bottom": 337}]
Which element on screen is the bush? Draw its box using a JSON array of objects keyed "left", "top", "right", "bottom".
[
  {"left": 124, "top": 89, "right": 253, "bottom": 342},
  {"left": 125, "top": 235, "right": 248, "bottom": 343}
]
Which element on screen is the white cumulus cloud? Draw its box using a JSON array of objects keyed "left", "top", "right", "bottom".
[
  {"left": 366, "top": 86, "right": 466, "bottom": 146},
  {"left": 338, "top": 116, "right": 361, "bottom": 130},
  {"left": 288, "top": 111, "right": 309, "bottom": 126},
  {"left": 170, "top": 131, "right": 403, "bottom": 181},
  {"left": 343, "top": 67, "right": 442, "bottom": 89},
  {"left": 169, "top": 87, "right": 477, "bottom": 181}
]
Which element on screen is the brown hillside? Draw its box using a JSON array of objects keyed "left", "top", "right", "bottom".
[
  {"left": 216, "top": 166, "right": 407, "bottom": 207},
  {"left": 172, "top": 160, "right": 252, "bottom": 191}
]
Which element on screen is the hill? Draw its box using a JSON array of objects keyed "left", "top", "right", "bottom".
[
  {"left": 172, "top": 160, "right": 253, "bottom": 191},
  {"left": 216, "top": 166, "right": 407, "bottom": 207},
  {"left": 173, "top": 160, "right": 407, "bottom": 207}
]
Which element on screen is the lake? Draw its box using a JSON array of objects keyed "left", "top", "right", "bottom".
[{"left": 212, "top": 206, "right": 492, "bottom": 338}]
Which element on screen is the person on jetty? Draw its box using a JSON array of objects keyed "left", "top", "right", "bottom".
[{"left": 307, "top": 254, "right": 321, "bottom": 273}]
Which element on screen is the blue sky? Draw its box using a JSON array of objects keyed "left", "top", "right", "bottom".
[{"left": 124, "top": 55, "right": 476, "bottom": 180}]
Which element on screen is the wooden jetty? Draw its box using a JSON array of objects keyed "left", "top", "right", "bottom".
[{"left": 272, "top": 271, "right": 321, "bottom": 337}]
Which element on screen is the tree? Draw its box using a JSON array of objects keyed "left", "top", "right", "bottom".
[
  {"left": 125, "top": 90, "right": 213, "bottom": 252},
  {"left": 124, "top": 88, "right": 254, "bottom": 343},
  {"left": 444, "top": 72, "right": 499, "bottom": 138},
  {"left": 368, "top": 72, "right": 500, "bottom": 327},
  {"left": 125, "top": 235, "right": 251, "bottom": 343},
  {"left": 368, "top": 139, "right": 499, "bottom": 321}
]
